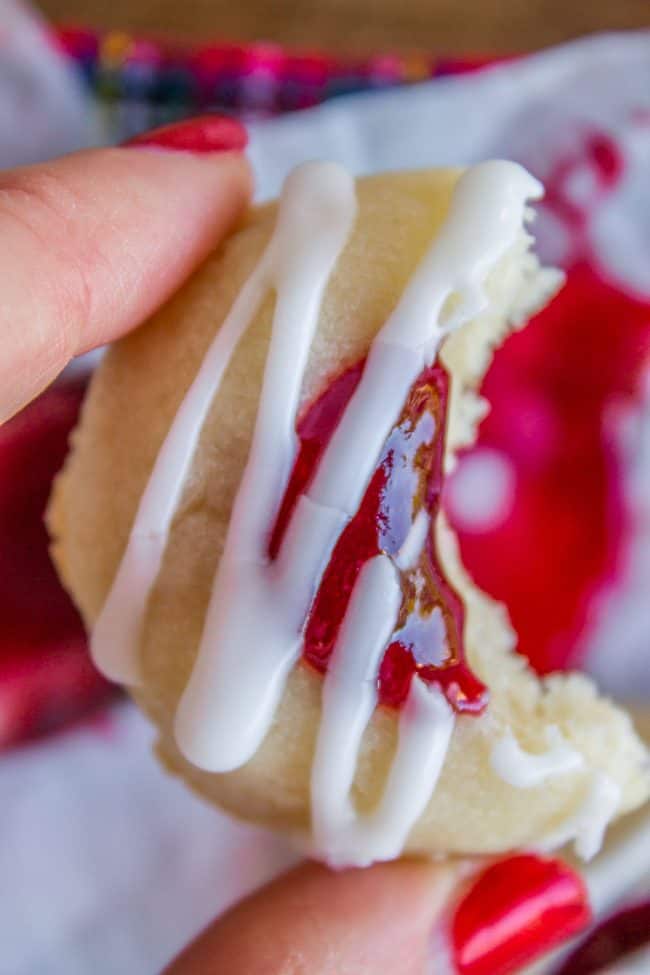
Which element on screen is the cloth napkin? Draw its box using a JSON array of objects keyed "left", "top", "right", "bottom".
[{"left": 245, "top": 30, "right": 650, "bottom": 695}]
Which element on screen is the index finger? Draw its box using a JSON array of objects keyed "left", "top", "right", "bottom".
[{"left": 0, "top": 117, "right": 251, "bottom": 422}]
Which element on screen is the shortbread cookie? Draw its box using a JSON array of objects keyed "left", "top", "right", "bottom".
[{"left": 49, "top": 162, "right": 649, "bottom": 867}]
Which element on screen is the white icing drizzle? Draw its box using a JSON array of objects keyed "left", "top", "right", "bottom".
[
  {"left": 310, "top": 556, "right": 454, "bottom": 867},
  {"left": 492, "top": 728, "right": 621, "bottom": 861},
  {"left": 539, "top": 773, "right": 621, "bottom": 861},
  {"left": 491, "top": 725, "right": 585, "bottom": 788},
  {"left": 175, "top": 159, "right": 541, "bottom": 780},
  {"left": 91, "top": 161, "right": 357, "bottom": 685},
  {"left": 173, "top": 162, "right": 359, "bottom": 771},
  {"left": 307, "top": 164, "right": 543, "bottom": 518},
  {"left": 395, "top": 506, "right": 431, "bottom": 571},
  {"left": 94, "top": 158, "right": 545, "bottom": 865}
]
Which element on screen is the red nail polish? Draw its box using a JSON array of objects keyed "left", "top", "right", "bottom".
[
  {"left": 450, "top": 854, "right": 591, "bottom": 975},
  {"left": 125, "top": 115, "right": 247, "bottom": 154}
]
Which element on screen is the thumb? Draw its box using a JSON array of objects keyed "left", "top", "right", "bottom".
[
  {"left": 164, "top": 859, "right": 456, "bottom": 975},
  {"left": 0, "top": 115, "right": 251, "bottom": 422},
  {"left": 164, "top": 854, "right": 591, "bottom": 975}
]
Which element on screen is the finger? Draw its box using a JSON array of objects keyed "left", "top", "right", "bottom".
[
  {"left": 164, "top": 859, "right": 456, "bottom": 975},
  {"left": 0, "top": 116, "right": 251, "bottom": 422},
  {"left": 164, "top": 853, "right": 590, "bottom": 975}
]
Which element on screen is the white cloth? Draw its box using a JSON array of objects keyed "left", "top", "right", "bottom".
[
  {"left": 0, "top": 0, "right": 98, "bottom": 168},
  {"left": 1, "top": 705, "right": 294, "bottom": 975}
]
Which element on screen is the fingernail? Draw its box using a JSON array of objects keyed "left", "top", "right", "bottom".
[
  {"left": 447, "top": 854, "right": 591, "bottom": 975},
  {"left": 124, "top": 115, "right": 248, "bottom": 154}
]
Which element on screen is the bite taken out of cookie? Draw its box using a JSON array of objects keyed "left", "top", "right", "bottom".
[{"left": 49, "top": 160, "right": 649, "bottom": 869}]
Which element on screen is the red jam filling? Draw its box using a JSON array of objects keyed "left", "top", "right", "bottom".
[{"left": 270, "top": 358, "right": 487, "bottom": 715}]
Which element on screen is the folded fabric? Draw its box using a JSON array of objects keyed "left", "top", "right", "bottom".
[{"left": 0, "top": 379, "right": 115, "bottom": 748}]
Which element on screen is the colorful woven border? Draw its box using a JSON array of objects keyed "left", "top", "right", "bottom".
[{"left": 55, "top": 27, "right": 496, "bottom": 140}]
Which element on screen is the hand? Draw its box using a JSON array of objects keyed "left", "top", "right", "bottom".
[
  {"left": 165, "top": 853, "right": 589, "bottom": 975},
  {"left": 0, "top": 116, "right": 589, "bottom": 975},
  {"left": 0, "top": 115, "right": 249, "bottom": 421}
]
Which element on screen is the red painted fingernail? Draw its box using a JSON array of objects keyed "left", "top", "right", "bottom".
[
  {"left": 449, "top": 854, "right": 591, "bottom": 975},
  {"left": 125, "top": 115, "right": 247, "bottom": 153}
]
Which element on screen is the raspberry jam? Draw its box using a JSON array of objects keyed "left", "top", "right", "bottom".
[{"left": 270, "top": 359, "right": 487, "bottom": 714}]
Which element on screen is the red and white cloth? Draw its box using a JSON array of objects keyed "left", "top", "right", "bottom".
[{"left": 0, "top": 24, "right": 649, "bottom": 975}]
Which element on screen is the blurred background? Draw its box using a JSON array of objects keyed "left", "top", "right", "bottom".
[
  {"left": 1, "top": 2, "right": 649, "bottom": 973},
  {"left": 34, "top": 0, "right": 650, "bottom": 52}
]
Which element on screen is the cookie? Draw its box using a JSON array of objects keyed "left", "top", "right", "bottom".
[{"left": 49, "top": 162, "right": 649, "bottom": 867}]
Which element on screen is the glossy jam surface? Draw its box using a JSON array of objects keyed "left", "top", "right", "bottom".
[
  {"left": 451, "top": 854, "right": 591, "bottom": 975},
  {"left": 271, "top": 358, "right": 487, "bottom": 714}
]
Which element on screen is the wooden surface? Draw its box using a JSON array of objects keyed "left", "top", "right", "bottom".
[{"left": 37, "top": 0, "right": 649, "bottom": 55}]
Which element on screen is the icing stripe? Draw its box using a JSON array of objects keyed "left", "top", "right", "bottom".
[
  {"left": 539, "top": 774, "right": 621, "bottom": 862},
  {"left": 91, "top": 256, "right": 270, "bottom": 683},
  {"left": 174, "top": 163, "right": 358, "bottom": 770},
  {"left": 311, "top": 556, "right": 454, "bottom": 867},
  {"left": 395, "top": 508, "right": 431, "bottom": 571},
  {"left": 491, "top": 726, "right": 584, "bottom": 788},
  {"left": 491, "top": 729, "right": 621, "bottom": 861}
]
